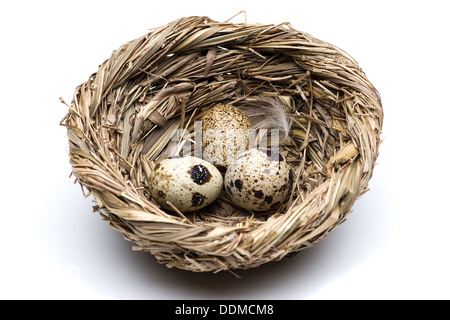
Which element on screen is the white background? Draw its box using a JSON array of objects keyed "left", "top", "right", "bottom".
[{"left": 1, "top": 0, "right": 449, "bottom": 300}]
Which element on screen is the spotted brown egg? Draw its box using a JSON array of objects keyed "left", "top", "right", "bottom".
[
  {"left": 224, "top": 148, "right": 293, "bottom": 212},
  {"left": 148, "top": 156, "right": 223, "bottom": 212},
  {"left": 200, "top": 104, "right": 253, "bottom": 173}
]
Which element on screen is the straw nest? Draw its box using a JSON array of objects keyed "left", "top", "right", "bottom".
[{"left": 61, "top": 15, "right": 383, "bottom": 274}]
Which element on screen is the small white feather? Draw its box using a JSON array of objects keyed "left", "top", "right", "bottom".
[{"left": 239, "top": 97, "right": 293, "bottom": 146}]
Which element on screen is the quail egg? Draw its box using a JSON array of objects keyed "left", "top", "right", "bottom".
[
  {"left": 149, "top": 156, "right": 223, "bottom": 212},
  {"left": 224, "top": 148, "right": 293, "bottom": 212},
  {"left": 200, "top": 104, "right": 253, "bottom": 172}
]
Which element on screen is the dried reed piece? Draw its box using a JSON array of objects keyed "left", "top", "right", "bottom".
[{"left": 61, "top": 16, "right": 383, "bottom": 273}]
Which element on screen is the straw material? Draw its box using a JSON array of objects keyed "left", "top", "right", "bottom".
[{"left": 61, "top": 15, "right": 383, "bottom": 274}]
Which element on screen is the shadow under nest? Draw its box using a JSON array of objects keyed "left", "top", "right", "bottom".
[{"left": 62, "top": 16, "right": 383, "bottom": 273}]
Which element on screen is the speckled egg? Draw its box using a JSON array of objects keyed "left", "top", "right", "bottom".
[
  {"left": 149, "top": 156, "right": 223, "bottom": 212},
  {"left": 224, "top": 148, "right": 294, "bottom": 212},
  {"left": 200, "top": 104, "right": 253, "bottom": 172}
]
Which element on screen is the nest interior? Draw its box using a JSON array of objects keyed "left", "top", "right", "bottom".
[{"left": 61, "top": 16, "right": 383, "bottom": 273}]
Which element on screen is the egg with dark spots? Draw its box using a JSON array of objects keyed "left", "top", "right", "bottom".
[
  {"left": 149, "top": 156, "right": 223, "bottom": 212},
  {"left": 224, "top": 148, "right": 293, "bottom": 211},
  {"left": 200, "top": 104, "right": 254, "bottom": 170}
]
